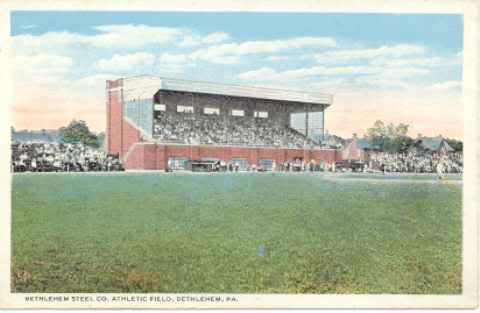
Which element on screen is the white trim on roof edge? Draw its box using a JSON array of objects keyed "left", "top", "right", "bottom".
[{"left": 119, "top": 75, "right": 333, "bottom": 106}]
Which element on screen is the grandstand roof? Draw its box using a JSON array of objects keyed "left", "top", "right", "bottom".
[{"left": 116, "top": 75, "right": 333, "bottom": 107}]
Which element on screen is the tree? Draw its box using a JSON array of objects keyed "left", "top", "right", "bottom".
[
  {"left": 366, "top": 120, "right": 388, "bottom": 150},
  {"left": 366, "top": 120, "right": 414, "bottom": 153},
  {"left": 386, "top": 135, "right": 414, "bottom": 153},
  {"left": 96, "top": 132, "right": 105, "bottom": 148},
  {"left": 59, "top": 120, "right": 99, "bottom": 147},
  {"left": 393, "top": 123, "right": 409, "bottom": 138},
  {"left": 446, "top": 138, "right": 463, "bottom": 152}
]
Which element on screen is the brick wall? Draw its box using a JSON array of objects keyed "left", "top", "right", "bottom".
[
  {"left": 106, "top": 78, "right": 143, "bottom": 160},
  {"left": 107, "top": 88, "right": 123, "bottom": 156},
  {"left": 123, "top": 143, "right": 337, "bottom": 170},
  {"left": 123, "top": 143, "right": 144, "bottom": 169}
]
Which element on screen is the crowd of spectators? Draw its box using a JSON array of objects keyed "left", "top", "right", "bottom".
[
  {"left": 153, "top": 111, "right": 318, "bottom": 148},
  {"left": 367, "top": 151, "right": 463, "bottom": 173},
  {"left": 11, "top": 142, "right": 123, "bottom": 172},
  {"left": 169, "top": 157, "right": 337, "bottom": 173}
]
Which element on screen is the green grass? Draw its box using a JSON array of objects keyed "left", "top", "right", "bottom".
[{"left": 11, "top": 172, "right": 462, "bottom": 294}]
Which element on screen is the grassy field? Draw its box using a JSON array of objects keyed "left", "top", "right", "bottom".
[{"left": 11, "top": 172, "right": 462, "bottom": 294}]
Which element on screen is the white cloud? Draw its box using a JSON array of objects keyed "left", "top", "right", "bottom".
[
  {"left": 13, "top": 25, "right": 232, "bottom": 54},
  {"left": 352, "top": 73, "right": 422, "bottom": 89},
  {"left": 14, "top": 54, "right": 73, "bottom": 71},
  {"left": 314, "top": 44, "right": 427, "bottom": 64},
  {"left": 238, "top": 67, "right": 279, "bottom": 81},
  {"left": 157, "top": 63, "right": 186, "bottom": 73},
  {"left": 204, "top": 55, "right": 241, "bottom": 64},
  {"left": 13, "top": 24, "right": 184, "bottom": 52},
  {"left": 358, "top": 67, "right": 431, "bottom": 87},
  {"left": 265, "top": 55, "right": 290, "bottom": 61},
  {"left": 13, "top": 54, "right": 73, "bottom": 85},
  {"left": 202, "top": 32, "right": 230, "bottom": 44},
  {"left": 158, "top": 51, "right": 240, "bottom": 65},
  {"left": 90, "top": 24, "right": 183, "bottom": 49},
  {"left": 238, "top": 65, "right": 377, "bottom": 82},
  {"left": 179, "top": 32, "right": 231, "bottom": 47},
  {"left": 239, "top": 44, "right": 455, "bottom": 83},
  {"left": 238, "top": 64, "right": 430, "bottom": 88},
  {"left": 370, "top": 56, "right": 444, "bottom": 67},
  {"left": 13, "top": 31, "right": 86, "bottom": 53},
  {"left": 20, "top": 24, "right": 37, "bottom": 30},
  {"left": 158, "top": 53, "right": 189, "bottom": 64},
  {"left": 179, "top": 35, "right": 202, "bottom": 47},
  {"left": 190, "top": 36, "right": 336, "bottom": 64},
  {"left": 156, "top": 54, "right": 188, "bottom": 73},
  {"left": 157, "top": 53, "right": 196, "bottom": 73},
  {"left": 427, "top": 80, "right": 462, "bottom": 91},
  {"left": 76, "top": 74, "right": 118, "bottom": 88},
  {"left": 95, "top": 52, "right": 156, "bottom": 72},
  {"left": 13, "top": 27, "right": 334, "bottom": 66}
]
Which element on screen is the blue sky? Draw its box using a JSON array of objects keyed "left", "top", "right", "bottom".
[
  {"left": 12, "top": 12, "right": 463, "bottom": 50},
  {"left": 11, "top": 11, "right": 464, "bottom": 138}
]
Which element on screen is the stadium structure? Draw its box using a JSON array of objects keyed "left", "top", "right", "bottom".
[{"left": 106, "top": 75, "right": 339, "bottom": 171}]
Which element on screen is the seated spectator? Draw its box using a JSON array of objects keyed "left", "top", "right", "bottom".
[
  {"left": 367, "top": 151, "right": 462, "bottom": 174},
  {"left": 153, "top": 110, "right": 318, "bottom": 148},
  {"left": 11, "top": 141, "right": 123, "bottom": 172}
]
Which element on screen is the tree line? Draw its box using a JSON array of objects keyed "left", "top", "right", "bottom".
[
  {"left": 14, "top": 118, "right": 463, "bottom": 153},
  {"left": 365, "top": 120, "right": 462, "bottom": 153}
]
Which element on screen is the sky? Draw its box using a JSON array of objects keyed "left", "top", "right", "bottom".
[{"left": 11, "top": 11, "right": 463, "bottom": 139}]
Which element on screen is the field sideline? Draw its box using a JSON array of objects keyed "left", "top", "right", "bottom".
[{"left": 11, "top": 172, "right": 462, "bottom": 293}]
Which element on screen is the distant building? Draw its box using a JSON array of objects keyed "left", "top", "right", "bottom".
[
  {"left": 340, "top": 137, "right": 379, "bottom": 162},
  {"left": 415, "top": 137, "right": 455, "bottom": 155},
  {"left": 11, "top": 129, "right": 60, "bottom": 143}
]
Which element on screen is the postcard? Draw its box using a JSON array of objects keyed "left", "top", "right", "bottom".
[{"left": 0, "top": 0, "right": 478, "bottom": 309}]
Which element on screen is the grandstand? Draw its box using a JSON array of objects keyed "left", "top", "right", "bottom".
[{"left": 106, "top": 75, "right": 338, "bottom": 170}]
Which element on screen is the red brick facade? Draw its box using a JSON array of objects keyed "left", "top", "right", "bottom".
[
  {"left": 121, "top": 143, "right": 338, "bottom": 170},
  {"left": 107, "top": 78, "right": 142, "bottom": 161},
  {"left": 106, "top": 80, "right": 123, "bottom": 156}
]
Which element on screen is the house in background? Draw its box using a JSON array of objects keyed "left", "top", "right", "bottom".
[
  {"left": 341, "top": 137, "right": 380, "bottom": 162},
  {"left": 414, "top": 137, "right": 455, "bottom": 155}
]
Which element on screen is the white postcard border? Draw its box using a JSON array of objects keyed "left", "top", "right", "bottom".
[{"left": 0, "top": 0, "right": 478, "bottom": 309}]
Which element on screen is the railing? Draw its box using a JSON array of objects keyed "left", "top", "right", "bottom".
[{"left": 149, "top": 137, "right": 330, "bottom": 150}]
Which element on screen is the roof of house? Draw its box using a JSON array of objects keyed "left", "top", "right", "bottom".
[
  {"left": 346, "top": 138, "right": 380, "bottom": 150},
  {"left": 419, "top": 137, "right": 454, "bottom": 152},
  {"left": 356, "top": 138, "right": 372, "bottom": 149}
]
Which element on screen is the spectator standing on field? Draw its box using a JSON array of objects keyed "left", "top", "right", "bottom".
[{"left": 436, "top": 161, "right": 445, "bottom": 179}]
